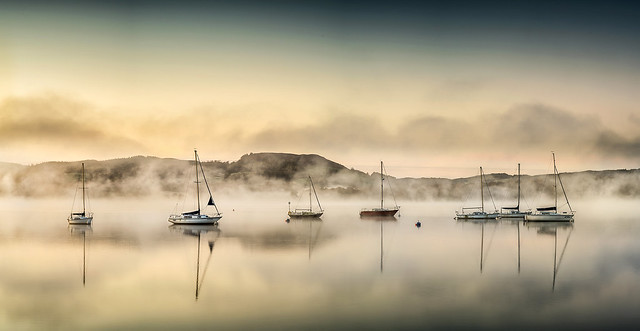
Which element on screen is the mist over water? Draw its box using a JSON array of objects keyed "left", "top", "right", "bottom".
[{"left": 1, "top": 195, "right": 639, "bottom": 330}]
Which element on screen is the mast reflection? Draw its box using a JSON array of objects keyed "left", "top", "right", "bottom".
[
  {"left": 286, "top": 218, "right": 323, "bottom": 260},
  {"left": 526, "top": 222, "right": 574, "bottom": 292},
  {"left": 169, "top": 224, "right": 220, "bottom": 300},
  {"left": 361, "top": 215, "right": 396, "bottom": 273},
  {"left": 68, "top": 224, "right": 92, "bottom": 286}
]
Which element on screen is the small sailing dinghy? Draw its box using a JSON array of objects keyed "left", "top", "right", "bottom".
[
  {"left": 169, "top": 149, "right": 222, "bottom": 225},
  {"left": 68, "top": 162, "right": 93, "bottom": 225},
  {"left": 288, "top": 176, "right": 324, "bottom": 218},
  {"left": 498, "top": 163, "right": 532, "bottom": 219},
  {"left": 455, "top": 167, "right": 498, "bottom": 220},
  {"left": 525, "top": 153, "right": 575, "bottom": 222},
  {"left": 360, "top": 161, "right": 399, "bottom": 217}
]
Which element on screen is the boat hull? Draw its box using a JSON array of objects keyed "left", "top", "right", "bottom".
[
  {"left": 288, "top": 211, "right": 323, "bottom": 218},
  {"left": 497, "top": 211, "right": 531, "bottom": 220},
  {"left": 168, "top": 214, "right": 222, "bottom": 225},
  {"left": 68, "top": 216, "right": 93, "bottom": 225},
  {"left": 456, "top": 212, "right": 498, "bottom": 220},
  {"left": 360, "top": 209, "right": 398, "bottom": 217},
  {"left": 525, "top": 213, "right": 574, "bottom": 222}
]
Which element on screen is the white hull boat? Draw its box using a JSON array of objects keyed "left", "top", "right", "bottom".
[
  {"left": 525, "top": 212, "right": 574, "bottom": 222},
  {"left": 68, "top": 162, "right": 93, "bottom": 225},
  {"left": 456, "top": 211, "right": 499, "bottom": 220},
  {"left": 526, "top": 153, "right": 575, "bottom": 223},
  {"left": 68, "top": 215, "right": 94, "bottom": 225},
  {"left": 169, "top": 149, "right": 222, "bottom": 225},
  {"left": 456, "top": 167, "right": 498, "bottom": 220}
]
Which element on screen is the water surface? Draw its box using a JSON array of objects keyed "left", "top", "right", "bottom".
[{"left": 1, "top": 197, "right": 638, "bottom": 330}]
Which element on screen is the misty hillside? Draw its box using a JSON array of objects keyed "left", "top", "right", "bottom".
[{"left": 0, "top": 153, "right": 638, "bottom": 201}]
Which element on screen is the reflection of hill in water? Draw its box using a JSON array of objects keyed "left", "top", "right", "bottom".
[{"left": 1, "top": 152, "right": 639, "bottom": 199}]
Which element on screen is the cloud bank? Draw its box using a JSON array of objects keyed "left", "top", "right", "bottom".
[{"left": 1, "top": 94, "right": 638, "bottom": 175}]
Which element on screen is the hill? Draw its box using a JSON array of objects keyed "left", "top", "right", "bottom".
[{"left": 0, "top": 153, "right": 638, "bottom": 200}]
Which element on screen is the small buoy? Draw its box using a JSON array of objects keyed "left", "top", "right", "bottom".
[
  {"left": 415, "top": 221, "right": 422, "bottom": 228},
  {"left": 285, "top": 218, "right": 290, "bottom": 223}
]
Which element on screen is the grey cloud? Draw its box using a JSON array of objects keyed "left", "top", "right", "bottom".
[
  {"left": 241, "top": 103, "right": 640, "bottom": 160},
  {"left": 595, "top": 131, "right": 640, "bottom": 158},
  {"left": 493, "top": 104, "right": 604, "bottom": 148}
]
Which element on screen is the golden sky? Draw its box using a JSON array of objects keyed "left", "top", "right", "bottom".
[{"left": 1, "top": 1, "right": 639, "bottom": 177}]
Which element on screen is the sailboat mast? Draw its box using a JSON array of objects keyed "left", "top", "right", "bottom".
[
  {"left": 195, "top": 150, "right": 201, "bottom": 215},
  {"left": 380, "top": 161, "right": 384, "bottom": 209},
  {"left": 553, "top": 153, "right": 557, "bottom": 210},
  {"left": 309, "top": 177, "right": 313, "bottom": 211},
  {"left": 480, "top": 167, "right": 484, "bottom": 213},
  {"left": 309, "top": 176, "right": 323, "bottom": 212},
  {"left": 81, "top": 162, "right": 86, "bottom": 215},
  {"left": 555, "top": 155, "right": 573, "bottom": 213},
  {"left": 517, "top": 163, "right": 521, "bottom": 211}
]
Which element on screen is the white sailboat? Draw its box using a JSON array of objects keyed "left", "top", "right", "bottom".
[
  {"left": 68, "top": 162, "right": 93, "bottom": 225},
  {"left": 525, "top": 153, "right": 575, "bottom": 222},
  {"left": 288, "top": 176, "right": 324, "bottom": 218},
  {"left": 169, "top": 149, "right": 222, "bottom": 225},
  {"left": 360, "top": 161, "right": 399, "bottom": 218},
  {"left": 498, "top": 163, "right": 532, "bottom": 219},
  {"left": 456, "top": 167, "right": 498, "bottom": 220}
]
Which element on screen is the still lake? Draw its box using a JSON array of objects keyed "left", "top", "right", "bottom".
[{"left": 1, "top": 196, "right": 639, "bottom": 330}]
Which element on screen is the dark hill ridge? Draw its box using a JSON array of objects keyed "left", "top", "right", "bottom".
[
  {"left": 222, "top": 152, "right": 353, "bottom": 181},
  {"left": 0, "top": 153, "right": 638, "bottom": 199}
]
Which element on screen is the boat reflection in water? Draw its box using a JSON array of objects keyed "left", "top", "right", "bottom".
[
  {"left": 169, "top": 224, "right": 220, "bottom": 300},
  {"left": 286, "top": 218, "right": 323, "bottom": 260},
  {"left": 68, "top": 224, "right": 92, "bottom": 286},
  {"left": 361, "top": 215, "right": 397, "bottom": 273},
  {"left": 525, "top": 221, "right": 574, "bottom": 292},
  {"left": 463, "top": 219, "right": 500, "bottom": 273}
]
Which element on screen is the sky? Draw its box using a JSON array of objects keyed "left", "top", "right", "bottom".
[{"left": 1, "top": 0, "right": 639, "bottom": 177}]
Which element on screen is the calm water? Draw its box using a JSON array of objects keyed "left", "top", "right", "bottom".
[{"left": 1, "top": 197, "right": 639, "bottom": 330}]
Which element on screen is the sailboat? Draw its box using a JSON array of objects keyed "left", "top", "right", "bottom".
[
  {"left": 525, "top": 153, "right": 575, "bottom": 222},
  {"left": 498, "top": 163, "right": 532, "bottom": 219},
  {"left": 288, "top": 176, "right": 323, "bottom": 218},
  {"left": 455, "top": 167, "right": 498, "bottom": 220},
  {"left": 360, "top": 161, "right": 399, "bottom": 217},
  {"left": 169, "top": 149, "right": 222, "bottom": 225},
  {"left": 68, "top": 162, "right": 93, "bottom": 225}
]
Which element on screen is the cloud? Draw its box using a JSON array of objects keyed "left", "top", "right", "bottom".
[
  {"left": 240, "top": 103, "right": 640, "bottom": 162},
  {"left": 492, "top": 104, "right": 604, "bottom": 148},
  {"left": 246, "top": 115, "right": 392, "bottom": 151},
  {"left": 595, "top": 131, "right": 640, "bottom": 158},
  {"left": 0, "top": 94, "right": 145, "bottom": 159},
  {"left": 1, "top": 93, "right": 639, "bottom": 172}
]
